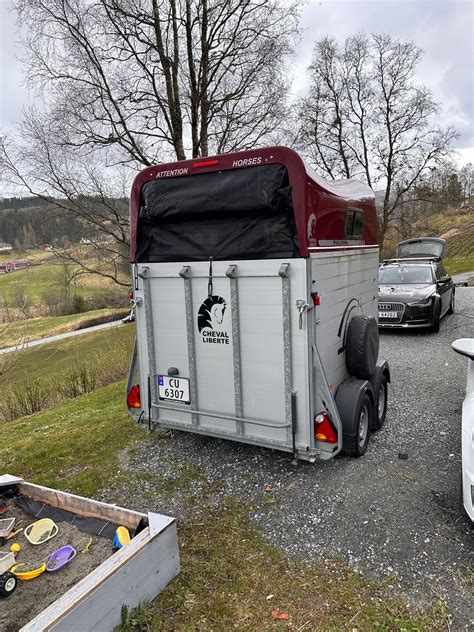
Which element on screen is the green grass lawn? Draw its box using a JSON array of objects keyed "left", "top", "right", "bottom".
[
  {"left": 0, "top": 380, "right": 143, "bottom": 497},
  {"left": 0, "top": 308, "right": 129, "bottom": 349},
  {"left": 0, "top": 378, "right": 448, "bottom": 631},
  {"left": 3, "top": 323, "right": 134, "bottom": 386},
  {"left": 0, "top": 262, "right": 124, "bottom": 306}
]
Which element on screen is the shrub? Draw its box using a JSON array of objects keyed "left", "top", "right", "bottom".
[
  {"left": 84, "top": 290, "right": 128, "bottom": 311},
  {"left": 42, "top": 289, "right": 72, "bottom": 316},
  {"left": 56, "top": 363, "right": 98, "bottom": 399},
  {"left": 1, "top": 379, "right": 50, "bottom": 421},
  {"left": 41, "top": 290, "right": 89, "bottom": 316}
]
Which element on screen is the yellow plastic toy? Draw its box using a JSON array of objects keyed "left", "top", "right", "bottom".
[
  {"left": 11, "top": 563, "right": 46, "bottom": 581},
  {"left": 112, "top": 526, "right": 131, "bottom": 549},
  {"left": 24, "top": 518, "right": 58, "bottom": 545},
  {"left": 10, "top": 543, "right": 20, "bottom": 554}
]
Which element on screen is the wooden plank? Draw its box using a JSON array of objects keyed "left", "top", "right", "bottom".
[
  {"left": 23, "top": 522, "right": 179, "bottom": 632},
  {"left": 0, "top": 474, "right": 24, "bottom": 487},
  {"left": 18, "top": 481, "right": 151, "bottom": 530}
]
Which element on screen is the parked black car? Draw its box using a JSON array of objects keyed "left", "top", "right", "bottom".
[{"left": 378, "top": 238, "right": 455, "bottom": 332}]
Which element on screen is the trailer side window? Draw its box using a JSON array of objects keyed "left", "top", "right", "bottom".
[{"left": 345, "top": 208, "right": 364, "bottom": 239}]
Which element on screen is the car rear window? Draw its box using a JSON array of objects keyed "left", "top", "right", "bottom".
[{"left": 379, "top": 266, "right": 434, "bottom": 284}]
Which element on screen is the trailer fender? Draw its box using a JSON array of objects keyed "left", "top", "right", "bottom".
[
  {"left": 334, "top": 377, "right": 375, "bottom": 439},
  {"left": 369, "top": 359, "right": 391, "bottom": 393}
]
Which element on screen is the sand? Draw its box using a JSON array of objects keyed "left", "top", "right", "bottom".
[{"left": 0, "top": 501, "right": 113, "bottom": 632}]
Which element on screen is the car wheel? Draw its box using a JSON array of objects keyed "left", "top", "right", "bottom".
[
  {"left": 447, "top": 290, "right": 455, "bottom": 315},
  {"left": 0, "top": 572, "right": 17, "bottom": 598},
  {"left": 372, "top": 376, "right": 388, "bottom": 431},
  {"left": 431, "top": 301, "right": 441, "bottom": 333},
  {"left": 343, "top": 393, "right": 372, "bottom": 457}
]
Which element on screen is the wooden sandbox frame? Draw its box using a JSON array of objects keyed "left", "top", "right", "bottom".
[{"left": 0, "top": 475, "right": 180, "bottom": 632}]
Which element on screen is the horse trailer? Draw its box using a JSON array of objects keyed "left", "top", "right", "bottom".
[{"left": 126, "top": 146, "right": 390, "bottom": 461}]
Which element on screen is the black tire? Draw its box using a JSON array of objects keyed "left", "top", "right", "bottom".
[
  {"left": 372, "top": 375, "right": 388, "bottom": 431},
  {"left": 343, "top": 393, "right": 372, "bottom": 457},
  {"left": 345, "top": 315, "right": 379, "bottom": 379},
  {"left": 447, "top": 290, "right": 455, "bottom": 315},
  {"left": 0, "top": 572, "right": 17, "bottom": 598},
  {"left": 431, "top": 301, "right": 441, "bottom": 333}
]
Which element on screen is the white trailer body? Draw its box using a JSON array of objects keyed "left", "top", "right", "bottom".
[{"left": 127, "top": 147, "right": 389, "bottom": 461}]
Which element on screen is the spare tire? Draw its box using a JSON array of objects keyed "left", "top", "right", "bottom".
[{"left": 345, "top": 315, "right": 379, "bottom": 379}]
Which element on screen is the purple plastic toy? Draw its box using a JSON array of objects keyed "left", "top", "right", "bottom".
[{"left": 46, "top": 546, "right": 77, "bottom": 572}]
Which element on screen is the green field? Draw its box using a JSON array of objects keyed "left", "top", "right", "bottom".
[
  {"left": 3, "top": 323, "right": 134, "bottom": 386},
  {"left": 0, "top": 308, "right": 129, "bottom": 349},
  {"left": 0, "top": 262, "right": 124, "bottom": 306}
]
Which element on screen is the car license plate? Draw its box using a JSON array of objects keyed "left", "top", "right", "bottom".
[
  {"left": 379, "top": 311, "right": 398, "bottom": 318},
  {"left": 158, "top": 375, "right": 190, "bottom": 403}
]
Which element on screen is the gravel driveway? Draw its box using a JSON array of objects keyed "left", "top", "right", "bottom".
[{"left": 111, "top": 287, "right": 474, "bottom": 628}]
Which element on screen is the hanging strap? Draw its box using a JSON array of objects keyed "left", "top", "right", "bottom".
[{"left": 207, "top": 256, "right": 213, "bottom": 297}]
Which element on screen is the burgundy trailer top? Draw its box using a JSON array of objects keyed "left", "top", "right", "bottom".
[{"left": 129, "top": 146, "right": 377, "bottom": 261}]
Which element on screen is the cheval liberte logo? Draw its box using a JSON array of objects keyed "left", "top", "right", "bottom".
[{"left": 197, "top": 296, "right": 230, "bottom": 345}]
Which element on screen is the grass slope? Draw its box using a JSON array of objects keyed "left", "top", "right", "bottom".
[
  {"left": 0, "top": 262, "right": 124, "bottom": 306},
  {"left": 383, "top": 212, "right": 474, "bottom": 274},
  {"left": 0, "top": 380, "right": 143, "bottom": 497},
  {"left": 4, "top": 323, "right": 134, "bottom": 386},
  {"left": 0, "top": 308, "right": 129, "bottom": 349}
]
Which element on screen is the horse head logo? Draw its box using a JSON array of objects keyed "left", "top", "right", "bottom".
[{"left": 198, "top": 295, "right": 227, "bottom": 333}]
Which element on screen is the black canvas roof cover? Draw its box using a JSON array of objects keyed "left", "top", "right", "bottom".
[{"left": 136, "top": 164, "right": 299, "bottom": 262}]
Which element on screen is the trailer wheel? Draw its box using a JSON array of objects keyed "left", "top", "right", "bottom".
[
  {"left": 0, "top": 572, "right": 17, "bottom": 598},
  {"left": 343, "top": 393, "right": 372, "bottom": 457},
  {"left": 345, "top": 316, "right": 379, "bottom": 379},
  {"left": 372, "top": 376, "right": 388, "bottom": 431}
]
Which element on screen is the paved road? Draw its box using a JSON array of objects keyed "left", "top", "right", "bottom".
[
  {"left": 110, "top": 287, "right": 474, "bottom": 628},
  {"left": 0, "top": 319, "right": 125, "bottom": 355},
  {"left": 453, "top": 270, "right": 474, "bottom": 285}
]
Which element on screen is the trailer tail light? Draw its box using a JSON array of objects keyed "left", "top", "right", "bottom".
[
  {"left": 193, "top": 159, "right": 219, "bottom": 168},
  {"left": 314, "top": 412, "right": 337, "bottom": 443},
  {"left": 127, "top": 384, "right": 141, "bottom": 409}
]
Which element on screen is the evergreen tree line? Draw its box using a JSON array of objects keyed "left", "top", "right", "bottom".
[
  {"left": 0, "top": 205, "right": 88, "bottom": 248},
  {"left": 0, "top": 196, "right": 50, "bottom": 211}
]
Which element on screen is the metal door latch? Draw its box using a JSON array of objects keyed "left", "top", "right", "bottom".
[{"left": 296, "top": 300, "right": 310, "bottom": 329}]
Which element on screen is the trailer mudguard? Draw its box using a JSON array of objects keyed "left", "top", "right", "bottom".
[
  {"left": 334, "top": 377, "right": 375, "bottom": 439},
  {"left": 369, "top": 359, "right": 391, "bottom": 394}
]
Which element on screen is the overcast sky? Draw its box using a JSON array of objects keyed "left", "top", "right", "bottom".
[{"left": 1, "top": 0, "right": 473, "bottom": 165}]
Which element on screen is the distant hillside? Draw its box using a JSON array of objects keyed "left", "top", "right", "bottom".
[
  {"left": 383, "top": 209, "right": 474, "bottom": 274},
  {"left": 0, "top": 196, "right": 127, "bottom": 248}
]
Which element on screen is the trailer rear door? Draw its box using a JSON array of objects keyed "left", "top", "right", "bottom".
[{"left": 135, "top": 258, "right": 311, "bottom": 452}]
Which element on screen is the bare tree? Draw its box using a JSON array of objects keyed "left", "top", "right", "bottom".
[
  {"left": 12, "top": 0, "right": 298, "bottom": 162},
  {"left": 295, "top": 33, "right": 457, "bottom": 247},
  {"left": 2, "top": 0, "right": 298, "bottom": 281}
]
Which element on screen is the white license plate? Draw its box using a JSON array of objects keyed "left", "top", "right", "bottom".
[
  {"left": 158, "top": 375, "right": 190, "bottom": 403},
  {"left": 379, "top": 311, "right": 398, "bottom": 318}
]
